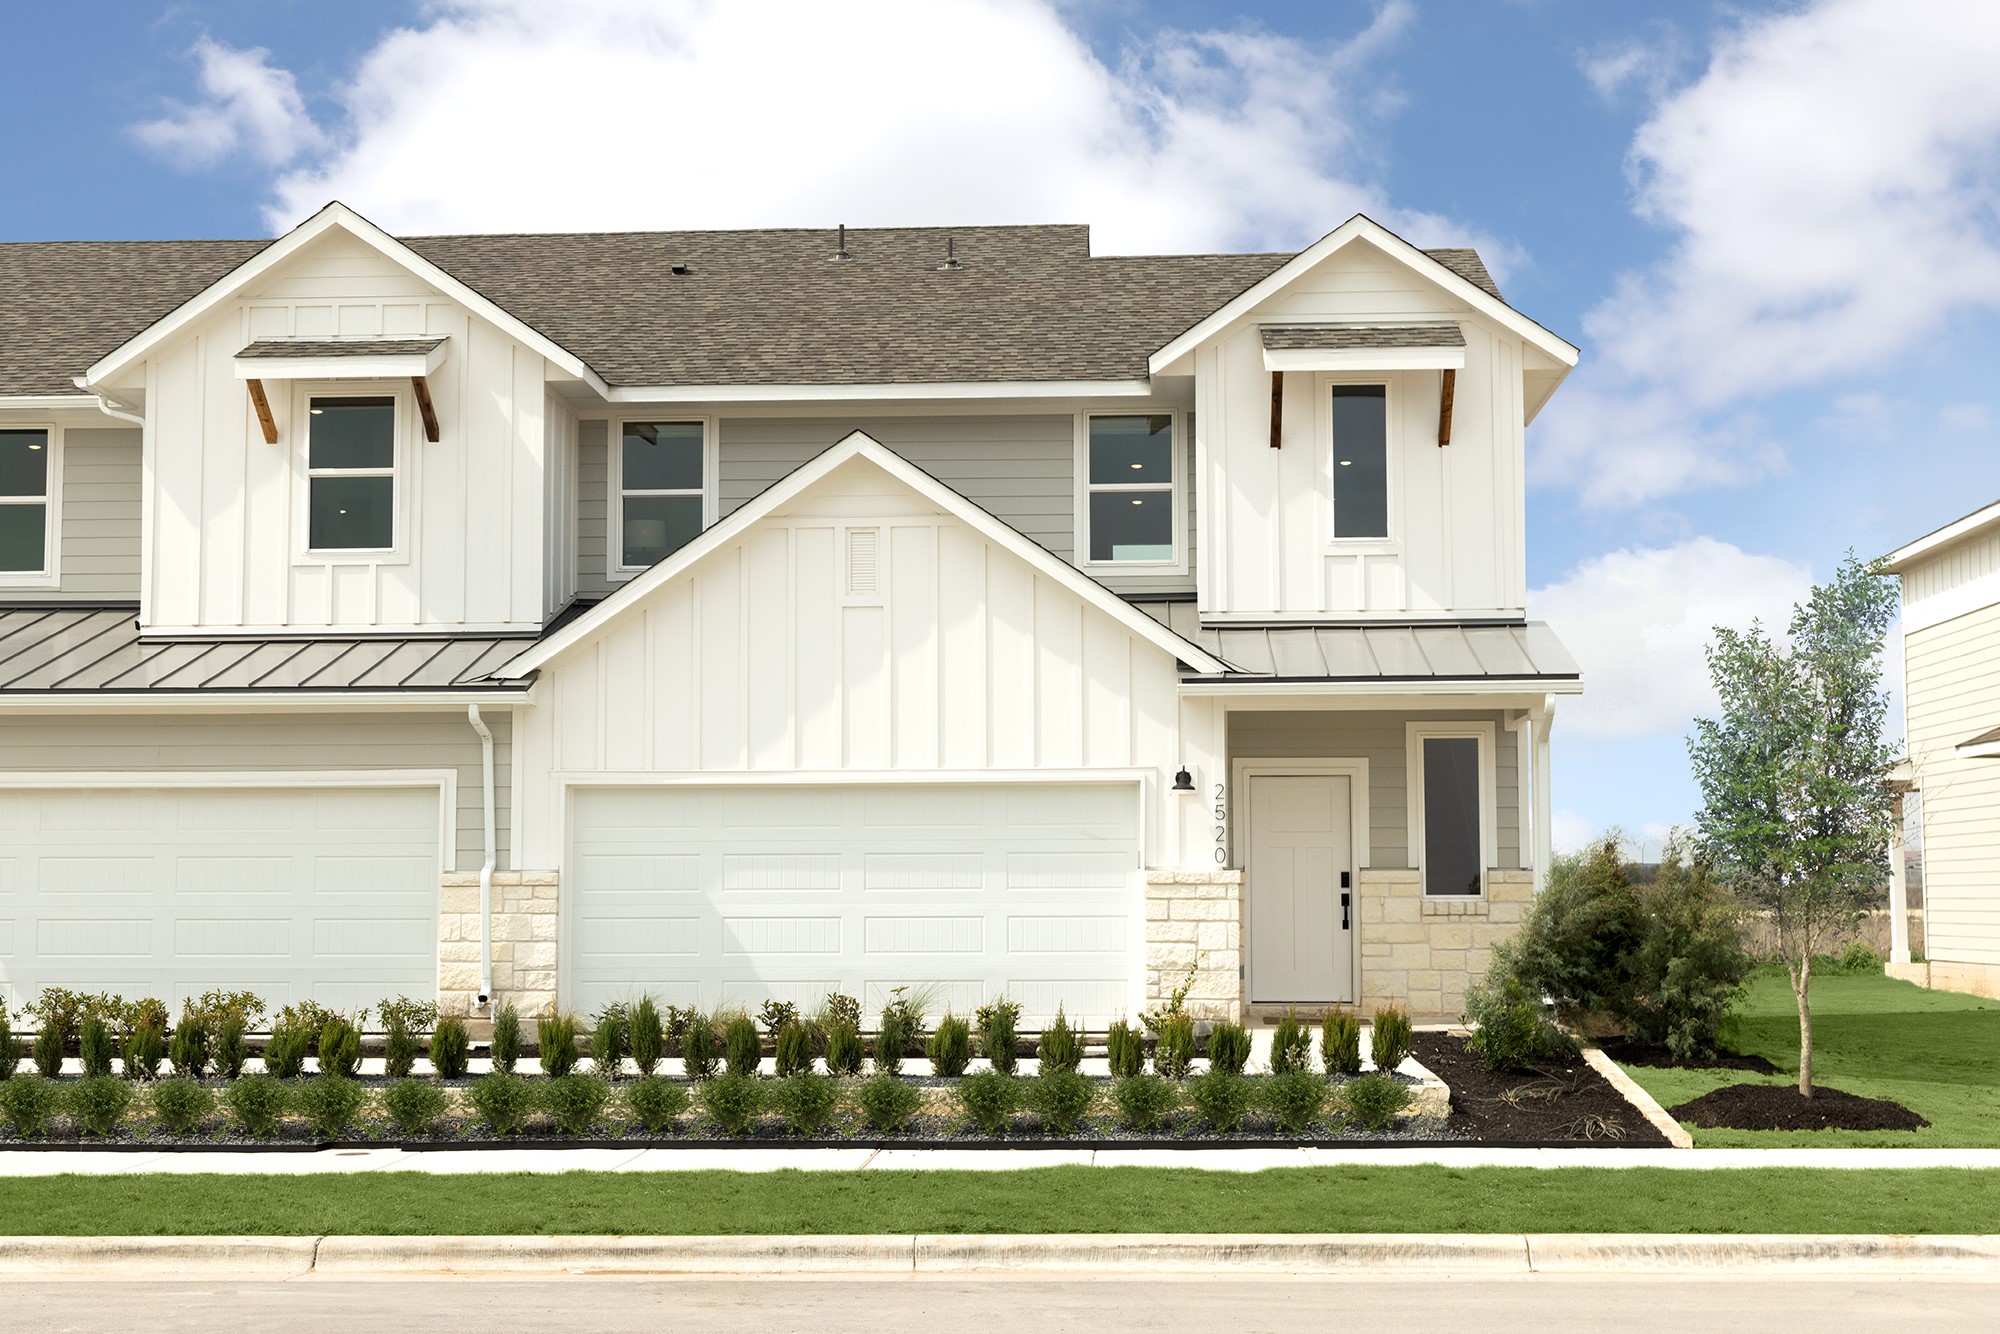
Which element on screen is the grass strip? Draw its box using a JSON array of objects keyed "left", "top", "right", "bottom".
[{"left": 2, "top": 1166, "right": 1998, "bottom": 1236}]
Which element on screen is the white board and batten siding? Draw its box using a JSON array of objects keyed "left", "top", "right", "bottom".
[
  {"left": 1197, "top": 241, "right": 1526, "bottom": 619},
  {"left": 142, "top": 232, "right": 550, "bottom": 634},
  {"left": 1904, "top": 597, "right": 2000, "bottom": 969}
]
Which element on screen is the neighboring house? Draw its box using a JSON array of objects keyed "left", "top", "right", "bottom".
[
  {"left": 1883, "top": 501, "right": 2000, "bottom": 999},
  {"left": 0, "top": 204, "right": 1580, "bottom": 1025}
]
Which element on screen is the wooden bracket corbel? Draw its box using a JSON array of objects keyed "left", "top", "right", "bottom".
[
  {"left": 1269, "top": 369, "right": 1284, "bottom": 449},
  {"left": 1437, "top": 368, "right": 1456, "bottom": 447},
  {"left": 413, "top": 376, "right": 440, "bottom": 443},
  {"left": 245, "top": 379, "right": 278, "bottom": 444}
]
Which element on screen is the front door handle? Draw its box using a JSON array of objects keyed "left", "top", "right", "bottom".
[{"left": 1341, "top": 891, "right": 1351, "bottom": 930}]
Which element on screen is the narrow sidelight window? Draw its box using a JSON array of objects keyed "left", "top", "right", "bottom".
[
  {"left": 307, "top": 396, "right": 396, "bottom": 551},
  {"left": 1330, "top": 385, "right": 1387, "bottom": 539},
  {"left": 1085, "top": 413, "right": 1175, "bottom": 563},
  {"left": 1422, "top": 736, "right": 1482, "bottom": 896},
  {"left": 620, "top": 421, "right": 705, "bottom": 568},
  {"left": 0, "top": 429, "right": 51, "bottom": 573}
]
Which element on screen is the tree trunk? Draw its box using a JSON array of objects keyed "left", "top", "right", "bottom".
[{"left": 1792, "top": 951, "right": 1814, "bottom": 1098}]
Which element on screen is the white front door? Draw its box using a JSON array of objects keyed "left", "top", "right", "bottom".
[{"left": 1247, "top": 773, "right": 1354, "bottom": 1004}]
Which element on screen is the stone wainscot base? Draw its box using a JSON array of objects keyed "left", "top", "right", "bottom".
[
  {"left": 439, "top": 870, "right": 561, "bottom": 1022},
  {"left": 1144, "top": 870, "right": 1244, "bottom": 1024}
]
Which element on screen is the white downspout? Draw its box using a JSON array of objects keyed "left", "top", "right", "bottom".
[{"left": 467, "top": 705, "right": 497, "bottom": 1007}]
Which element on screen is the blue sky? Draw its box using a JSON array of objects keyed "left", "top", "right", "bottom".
[{"left": 6, "top": 0, "right": 1996, "bottom": 851}]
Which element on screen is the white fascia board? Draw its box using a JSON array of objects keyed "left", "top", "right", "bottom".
[
  {"left": 498, "top": 430, "right": 1233, "bottom": 678},
  {"left": 1177, "top": 677, "right": 1585, "bottom": 699},
  {"left": 0, "top": 690, "right": 531, "bottom": 714},
  {"left": 602, "top": 379, "right": 1156, "bottom": 404},
  {"left": 1882, "top": 499, "right": 2000, "bottom": 572},
  {"left": 0, "top": 395, "right": 103, "bottom": 413},
  {"left": 1958, "top": 735, "right": 2000, "bottom": 760},
  {"left": 1148, "top": 215, "right": 1580, "bottom": 376},
  {"left": 84, "top": 202, "right": 610, "bottom": 398},
  {"left": 1261, "top": 346, "right": 1466, "bottom": 373}
]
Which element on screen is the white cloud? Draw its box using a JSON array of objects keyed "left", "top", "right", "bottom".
[
  {"left": 1550, "top": 808, "right": 1595, "bottom": 856},
  {"left": 1941, "top": 402, "right": 1991, "bottom": 431},
  {"left": 131, "top": 38, "right": 327, "bottom": 168},
  {"left": 1542, "top": 0, "right": 2000, "bottom": 507},
  {"left": 1531, "top": 538, "right": 1815, "bottom": 740},
  {"left": 132, "top": 0, "right": 1492, "bottom": 258}
]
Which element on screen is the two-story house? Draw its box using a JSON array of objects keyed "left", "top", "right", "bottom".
[{"left": 0, "top": 203, "right": 1580, "bottom": 1024}]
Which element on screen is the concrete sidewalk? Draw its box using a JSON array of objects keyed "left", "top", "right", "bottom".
[{"left": 3, "top": 1232, "right": 1999, "bottom": 1277}]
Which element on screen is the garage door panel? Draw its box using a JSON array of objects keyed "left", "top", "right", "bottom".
[
  {"left": 37, "top": 918, "right": 152, "bottom": 957},
  {"left": 577, "top": 914, "right": 701, "bottom": 959},
  {"left": 42, "top": 855, "right": 154, "bottom": 894},
  {"left": 721, "top": 853, "right": 840, "bottom": 892},
  {"left": 173, "top": 917, "right": 291, "bottom": 959},
  {"left": 861, "top": 978, "right": 986, "bottom": 1016},
  {"left": 315, "top": 856, "right": 436, "bottom": 897},
  {"left": 175, "top": 856, "right": 294, "bottom": 894},
  {"left": 864, "top": 915, "right": 984, "bottom": 954},
  {"left": 1005, "top": 851, "right": 1129, "bottom": 890},
  {"left": 861, "top": 852, "right": 983, "bottom": 892}
]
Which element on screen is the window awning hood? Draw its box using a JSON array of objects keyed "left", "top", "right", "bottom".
[
  {"left": 1261, "top": 324, "right": 1466, "bottom": 373},
  {"left": 232, "top": 338, "right": 448, "bottom": 381}
]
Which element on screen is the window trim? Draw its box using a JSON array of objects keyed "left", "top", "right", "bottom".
[
  {"left": 608, "top": 416, "right": 716, "bottom": 581},
  {"left": 294, "top": 383, "right": 412, "bottom": 563},
  {"left": 1405, "top": 720, "right": 1497, "bottom": 898},
  {"left": 1074, "top": 408, "right": 1190, "bottom": 575},
  {"left": 1318, "top": 375, "right": 1398, "bottom": 553},
  {"left": 0, "top": 423, "right": 61, "bottom": 588}
]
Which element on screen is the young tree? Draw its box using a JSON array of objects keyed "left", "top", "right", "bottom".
[{"left": 1687, "top": 554, "right": 1898, "bottom": 1097}]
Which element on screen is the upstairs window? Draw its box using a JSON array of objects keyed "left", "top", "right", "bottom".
[
  {"left": 618, "top": 420, "right": 706, "bottom": 570},
  {"left": 1330, "top": 384, "right": 1388, "bottom": 539},
  {"left": 0, "top": 428, "right": 53, "bottom": 579},
  {"left": 306, "top": 396, "right": 397, "bottom": 551},
  {"left": 1084, "top": 413, "right": 1177, "bottom": 565}
]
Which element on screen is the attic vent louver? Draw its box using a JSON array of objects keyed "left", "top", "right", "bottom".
[
  {"left": 670, "top": 263, "right": 692, "bottom": 276},
  {"left": 846, "top": 528, "right": 880, "bottom": 596}
]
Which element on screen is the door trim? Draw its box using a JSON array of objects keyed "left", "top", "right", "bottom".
[{"left": 1234, "top": 758, "right": 1369, "bottom": 1006}]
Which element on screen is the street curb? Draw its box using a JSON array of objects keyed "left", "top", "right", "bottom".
[
  {"left": 1580, "top": 1049, "right": 1696, "bottom": 1149},
  {"left": 6, "top": 1233, "right": 2000, "bottom": 1275}
]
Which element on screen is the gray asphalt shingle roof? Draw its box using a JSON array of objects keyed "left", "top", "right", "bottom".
[
  {"left": 1261, "top": 324, "right": 1467, "bottom": 350},
  {"left": 236, "top": 338, "right": 447, "bottom": 359},
  {"left": 0, "top": 225, "right": 1504, "bottom": 396}
]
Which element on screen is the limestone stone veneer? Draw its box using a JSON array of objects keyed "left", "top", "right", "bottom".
[
  {"left": 439, "top": 870, "right": 560, "bottom": 1019},
  {"left": 1144, "top": 870, "right": 1245, "bottom": 1024},
  {"left": 1357, "top": 868, "right": 1534, "bottom": 1020}
]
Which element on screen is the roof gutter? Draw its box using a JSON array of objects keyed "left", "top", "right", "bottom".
[
  {"left": 69, "top": 379, "right": 145, "bottom": 427},
  {"left": 467, "top": 704, "right": 497, "bottom": 1009}
]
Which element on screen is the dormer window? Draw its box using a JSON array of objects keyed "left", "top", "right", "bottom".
[
  {"left": 306, "top": 395, "right": 397, "bottom": 551},
  {"left": 1081, "top": 413, "right": 1182, "bottom": 567},
  {"left": 0, "top": 427, "right": 56, "bottom": 582}
]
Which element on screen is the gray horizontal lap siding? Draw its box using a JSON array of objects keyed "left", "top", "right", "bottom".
[
  {"left": 14, "top": 428, "right": 142, "bottom": 601},
  {"left": 0, "top": 711, "right": 513, "bottom": 871}
]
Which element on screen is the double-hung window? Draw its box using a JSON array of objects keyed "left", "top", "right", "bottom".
[
  {"left": 1083, "top": 413, "right": 1178, "bottom": 565},
  {"left": 1329, "top": 384, "right": 1388, "bottom": 540},
  {"left": 0, "top": 428, "right": 54, "bottom": 581},
  {"left": 617, "top": 420, "right": 706, "bottom": 570},
  {"left": 306, "top": 396, "right": 397, "bottom": 552}
]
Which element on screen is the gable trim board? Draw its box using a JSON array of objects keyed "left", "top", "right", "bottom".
[{"left": 497, "top": 430, "right": 1234, "bottom": 679}]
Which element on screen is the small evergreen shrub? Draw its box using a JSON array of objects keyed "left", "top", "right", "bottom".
[
  {"left": 430, "top": 1016, "right": 471, "bottom": 1079},
  {"left": 150, "top": 1077, "right": 215, "bottom": 1136},
  {"left": 1, "top": 1076, "right": 62, "bottom": 1137},
  {"left": 822, "top": 1022, "right": 864, "bottom": 1077},
  {"left": 542, "top": 1073, "right": 611, "bottom": 1136},
  {"left": 723, "top": 1015, "right": 762, "bottom": 1078},
  {"left": 1187, "top": 1070, "right": 1255, "bottom": 1134},
  {"left": 490, "top": 1004, "right": 522, "bottom": 1075},
  {"left": 468, "top": 1072, "right": 534, "bottom": 1136},
  {"left": 1206, "top": 1022, "right": 1251, "bottom": 1076},
  {"left": 382, "top": 1078, "right": 448, "bottom": 1136},
  {"left": 1463, "top": 973, "right": 1574, "bottom": 1071},
  {"left": 382, "top": 1017, "right": 420, "bottom": 1080},
  {"left": 774, "top": 1020, "right": 815, "bottom": 1078},
  {"left": 226, "top": 1073, "right": 289, "bottom": 1138},
  {"left": 1031, "top": 1069, "right": 1096, "bottom": 1136},
  {"left": 69, "top": 1075, "right": 133, "bottom": 1137},
  {"left": 32, "top": 1021, "right": 63, "bottom": 1079},
  {"left": 262, "top": 1023, "right": 310, "bottom": 1080},
  {"left": 1105, "top": 1020, "right": 1144, "bottom": 1079},
  {"left": 0, "top": 1013, "right": 20, "bottom": 1080},
  {"left": 1035, "top": 1008, "right": 1082, "bottom": 1074},
  {"left": 1340, "top": 1073, "right": 1412, "bottom": 1133},
  {"left": 122, "top": 1020, "right": 166, "bottom": 1081},
  {"left": 1152, "top": 1014, "right": 1195, "bottom": 1080},
  {"left": 769, "top": 1072, "right": 839, "bottom": 1136},
  {"left": 591, "top": 1011, "right": 625, "bottom": 1080},
  {"left": 1260, "top": 1070, "right": 1328, "bottom": 1135},
  {"left": 681, "top": 1014, "right": 719, "bottom": 1080},
  {"left": 1112, "top": 1073, "right": 1178, "bottom": 1132},
  {"left": 1268, "top": 1011, "right": 1313, "bottom": 1075},
  {"left": 629, "top": 997, "right": 663, "bottom": 1078},
  {"left": 294, "top": 1075, "right": 365, "bottom": 1139},
  {"left": 213, "top": 1013, "right": 249, "bottom": 1080},
  {"left": 79, "top": 1014, "right": 116, "bottom": 1078},
  {"left": 623, "top": 1076, "right": 691, "bottom": 1134},
  {"left": 538, "top": 1012, "right": 580, "bottom": 1078},
  {"left": 168, "top": 1016, "right": 210, "bottom": 1080},
  {"left": 1321, "top": 1009, "right": 1362, "bottom": 1076},
  {"left": 926, "top": 1015, "right": 972, "bottom": 1077},
  {"left": 699, "top": 1072, "right": 764, "bottom": 1136},
  {"left": 1369, "top": 1006, "right": 1413, "bottom": 1073},
  {"left": 316, "top": 1017, "right": 361, "bottom": 1080},
  {"left": 978, "top": 1000, "right": 1020, "bottom": 1075},
  {"left": 954, "top": 1070, "right": 1019, "bottom": 1136},
  {"left": 872, "top": 1013, "right": 906, "bottom": 1078},
  {"left": 857, "top": 1075, "right": 921, "bottom": 1132}
]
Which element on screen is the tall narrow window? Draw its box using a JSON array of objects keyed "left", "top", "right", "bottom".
[
  {"left": 1085, "top": 413, "right": 1175, "bottom": 563},
  {"left": 1330, "top": 385, "right": 1387, "bottom": 539},
  {"left": 0, "top": 429, "right": 50, "bottom": 574},
  {"left": 307, "top": 396, "right": 396, "bottom": 551},
  {"left": 619, "top": 421, "right": 705, "bottom": 568},
  {"left": 1421, "top": 736, "right": 1482, "bottom": 896}
]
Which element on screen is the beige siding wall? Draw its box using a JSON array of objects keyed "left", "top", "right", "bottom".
[
  {"left": 0, "top": 710, "right": 512, "bottom": 870},
  {"left": 12, "top": 428, "right": 143, "bottom": 602},
  {"left": 1906, "top": 600, "right": 2000, "bottom": 966}
]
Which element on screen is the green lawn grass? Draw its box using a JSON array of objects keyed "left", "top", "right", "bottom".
[
  {"left": 1620, "top": 968, "right": 2000, "bottom": 1147},
  {"left": 0, "top": 1165, "right": 1997, "bottom": 1235}
]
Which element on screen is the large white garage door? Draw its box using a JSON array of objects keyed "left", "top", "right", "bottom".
[
  {"left": 0, "top": 786, "right": 441, "bottom": 1012},
  {"left": 569, "top": 783, "right": 1139, "bottom": 1023}
]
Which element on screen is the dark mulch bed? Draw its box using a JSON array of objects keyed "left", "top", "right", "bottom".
[
  {"left": 1669, "top": 1083, "right": 1930, "bottom": 1132},
  {"left": 1595, "top": 1039, "right": 1782, "bottom": 1075},
  {"left": 1411, "top": 1032, "right": 1669, "bottom": 1145}
]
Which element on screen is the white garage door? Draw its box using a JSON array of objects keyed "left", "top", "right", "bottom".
[
  {"left": 569, "top": 783, "right": 1139, "bottom": 1023},
  {"left": 0, "top": 785, "right": 441, "bottom": 1013}
]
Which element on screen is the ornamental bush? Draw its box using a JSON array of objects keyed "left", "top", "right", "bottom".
[
  {"left": 1035, "top": 1008, "right": 1082, "bottom": 1075},
  {"left": 294, "top": 1074, "right": 366, "bottom": 1139},
  {"left": 1187, "top": 1070, "right": 1255, "bottom": 1134},
  {"left": 69, "top": 1075, "right": 133, "bottom": 1137},
  {"left": 1259, "top": 1071, "right": 1328, "bottom": 1135},
  {"left": 1463, "top": 972, "right": 1574, "bottom": 1071},
  {"left": 857, "top": 1075, "right": 921, "bottom": 1133},
  {"left": 872, "top": 1013, "right": 906, "bottom": 1079},
  {"left": 1105, "top": 1020, "right": 1144, "bottom": 1080},
  {"left": 150, "top": 1077, "right": 215, "bottom": 1136},
  {"left": 467, "top": 1072, "right": 534, "bottom": 1136},
  {"left": 978, "top": 1000, "right": 1020, "bottom": 1075},
  {"left": 623, "top": 1076, "right": 691, "bottom": 1134},
  {"left": 1112, "top": 1073, "right": 1178, "bottom": 1132},
  {"left": 1321, "top": 1009, "right": 1362, "bottom": 1076},
  {"left": 382, "top": 1078, "right": 449, "bottom": 1136},
  {"left": 1369, "top": 1006, "right": 1413, "bottom": 1073},
  {"left": 316, "top": 1017, "right": 361, "bottom": 1080},
  {"left": 769, "top": 1072, "right": 840, "bottom": 1137},
  {"left": 925, "top": 1015, "right": 971, "bottom": 1078},
  {"left": 32, "top": 1021, "right": 62, "bottom": 1079},
  {"left": 538, "top": 1012, "right": 580, "bottom": 1078},
  {"left": 590, "top": 1012, "right": 625, "bottom": 1080},
  {"left": 0, "top": 1076, "right": 62, "bottom": 1137},
  {"left": 431, "top": 1016, "right": 471, "bottom": 1079},
  {"left": 122, "top": 1020, "right": 166, "bottom": 1082},
  {"left": 79, "top": 1014, "right": 116, "bottom": 1079},
  {"left": 1031, "top": 1069, "right": 1096, "bottom": 1136},
  {"left": 213, "top": 1013, "right": 249, "bottom": 1080},
  {"left": 954, "top": 1070, "right": 1019, "bottom": 1136},
  {"left": 225, "top": 1073, "right": 289, "bottom": 1138},
  {"left": 723, "top": 1015, "right": 762, "bottom": 1079},
  {"left": 490, "top": 1004, "right": 522, "bottom": 1075},
  {"left": 262, "top": 1024, "right": 310, "bottom": 1080},
  {"left": 1339, "top": 1073, "right": 1411, "bottom": 1133},
  {"left": 1206, "top": 1022, "right": 1251, "bottom": 1076},
  {"left": 628, "top": 997, "right": 664, "bottom": 1078},
  {"left": 1268, "top": 1011, "right": 1313, "bottom": 1075},
  {"left": 822, "top": 1021, "right": 864, "bottom": 1077},
  {"left": 0, "top": 1013, "right": 20, "bottom": 1080},
  {"left": 168, "top": 1015, "right": 210, "bottom": 1081},
  {"left": 382, "top": 1016, "right": 421, "bottom": 1080},
  {"left": 542, "top": 1073, "right": 611, "bottom": 1137},
  {"left": 681, "top": 1013, "right": 719, "bottom": 1081},
  {"left": 774, "top": 1020, "right": 816, "bottom": 1078},
  {"left": 1152, "top": 1014, "right": 1195, "bottom": 1080},
  {"left": 699, "top": 1072, "right": 764, "bottom": 1136}
]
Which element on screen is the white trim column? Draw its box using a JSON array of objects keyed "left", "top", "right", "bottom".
[
  {"left": 1889, "top": 791, "right": 1912, "bottom": 964},
  {"left": 1532, "top": 699, "right": 1554, "bottom": 892}
]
